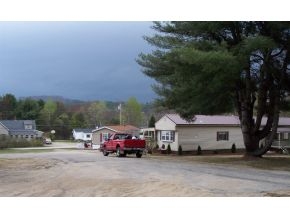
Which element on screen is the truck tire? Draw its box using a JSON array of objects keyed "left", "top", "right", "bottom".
[
  {"left": 116, "top": 147, "right": 121, "bottom": 157},
  {"left": 103, "top": 148, "right": 109, "bottom": 156},
  {"left": 136, "top": 152, "right": 142, "bottom": 158}
]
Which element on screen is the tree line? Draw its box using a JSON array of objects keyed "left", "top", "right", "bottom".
[{"left": 0, "top": 93, "right": 156, "bottom": 139}]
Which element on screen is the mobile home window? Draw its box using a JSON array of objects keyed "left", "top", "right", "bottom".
[
  {"left": 276, "top": 132, "right": 290, "bottom": 141},
  {"left": 217, "top": 131, "right": 229, "bottom": 141},
  {"left": 160, "top": 131, "right": 175, "bottom": 142},
  {"left": 286, "top": 133, "right": 290, "bottom": 140}
]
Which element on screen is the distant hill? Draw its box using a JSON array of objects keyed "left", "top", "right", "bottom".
[{"left": 19, "top": 95, "right": 87, "bottom": 105}]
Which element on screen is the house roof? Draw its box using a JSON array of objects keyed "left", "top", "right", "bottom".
[
  {"left": 0, "top": 120, "right": 36, "bottom": 130},
  {"left": 73, "top": 128, "right": 93, "bottom": 133},
  {"left": 0, "top": 120, "right": 37, "bottom": 135},
  {"left": 166, "top": 114, "right": 240, "bottom": 125},
  {"left": 165, "top": 114, "right": 290, "bottom": 126},
  {"left": 93, "top": 125, "right": 139, "bottom": 133}
]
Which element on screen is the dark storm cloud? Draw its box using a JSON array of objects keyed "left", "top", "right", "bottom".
[{"left": 0, "top": 21, "right": 156, "bottom": 102}]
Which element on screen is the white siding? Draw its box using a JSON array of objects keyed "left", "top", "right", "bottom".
[
  {"left": 73, "top": 131, "right": 83, "bottom": 141},
  {"left": 155, "top": 115, "right": 176, "bottom": 131},
  {"left": 156, "top": 130, "right": 179, "bottom": 151},
  {"left": 177, "top": 126, "right": 244, "bottom": 151},
  {"left": 156, "top": 115, "right": 178, "bottom": 150},
  {"left": 0, "top": 124, "right": 8, "bottom": 135}
]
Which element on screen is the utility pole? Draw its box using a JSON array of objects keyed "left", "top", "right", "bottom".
[{"left": 118, "top": 103, "right": 122, "bottom": 125}]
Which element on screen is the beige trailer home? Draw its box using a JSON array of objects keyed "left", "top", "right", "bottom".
[{"left": 155, "top": 114, "right": 290, "bottom": 152}]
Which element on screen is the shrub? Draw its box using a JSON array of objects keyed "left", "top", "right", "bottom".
[
  {"left": 178, "top": 145, "right": 183, "bottom": 156},
  {"left": 0, "top": 135, "right": 43, "bottom": 149},
  {"left": 197, "top": 145, "right": 202, "bottom": 155},
  {"left": 231, "top": 143, "right": 236, "bottom": 153},
  {"left": 0, "top": 135, "right": 9, "bottom": 149},
  {"left": 155, "top": 144, "right": 159, "bottom": 150},
  {"left": 167, "top": 144, "right": 172, "bottom": 154}
]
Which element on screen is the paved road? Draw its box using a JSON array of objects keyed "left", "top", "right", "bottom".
[{"left": 1, "top": 148, "right": 290, "bottom": 196}]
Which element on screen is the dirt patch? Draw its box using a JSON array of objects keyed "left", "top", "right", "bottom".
[
  {"left": 0, "top": 158, "right": 62, "bottom": 170},
  {"left": 264, "top": 190, "right": 290, "bottom": 197},
  {"left": 1, "top": 151, "right": 290, "bottom": 197}
]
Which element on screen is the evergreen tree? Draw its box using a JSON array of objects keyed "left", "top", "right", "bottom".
[
  {"left": 148, "top": 115, "right": 156, "bottom": 127},
  {"left": 137, "top": 21, "right": 290, "bottom": 157},
  {"left": 0, "top": 93, "right": 17, "bottom": 119}
]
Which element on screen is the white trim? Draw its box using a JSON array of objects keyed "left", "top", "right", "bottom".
[
  {"left": 92, "top": 126, "right": 118, "bottom": 133},
  {"left": 0, "top": 121, "right": 9, "bottom": 131}
]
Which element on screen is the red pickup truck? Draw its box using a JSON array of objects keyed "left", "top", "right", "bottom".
[{"left": 101, "top": 133, "right": 146, "bottom": 158}]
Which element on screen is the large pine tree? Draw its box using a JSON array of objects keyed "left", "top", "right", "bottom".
[{"left": 137, "top": 21, "right": 290, "bottom": 157}]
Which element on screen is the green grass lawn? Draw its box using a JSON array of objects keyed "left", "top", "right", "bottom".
[
  {"left": 0, "top": 149, "right": 55, "bottom": 154},
  {"left": 181, "top": 154, "right": 290, "bottom": 171}
]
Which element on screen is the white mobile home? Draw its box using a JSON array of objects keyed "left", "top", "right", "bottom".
[
  {"left": 155, "top": 114, "right": 243, "bottom": 152},
  {"left": 72, "top": 128, "right": 93, "bottom": 141},
  {"left": 155, "top": 114, "right": 290, "bottom": 152}
]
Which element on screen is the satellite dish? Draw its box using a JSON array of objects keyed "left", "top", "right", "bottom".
[{"left": 51, "top": 130, "right": 56, "bottom": 134}]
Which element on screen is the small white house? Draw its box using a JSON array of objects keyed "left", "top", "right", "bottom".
[
  {"left": 72, "top": 128, "right": 93, "bottom": 141},
  {"left": 155, "top": 114, "right": 290, "bottom": 152}
]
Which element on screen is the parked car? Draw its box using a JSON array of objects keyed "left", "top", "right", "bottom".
[{"left": 44, "top": 138, "right": 52, "bottom": 144}]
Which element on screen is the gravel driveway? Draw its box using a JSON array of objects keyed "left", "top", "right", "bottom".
[{"left": 1, "top": 146, "right": 290, "bottom": 197}]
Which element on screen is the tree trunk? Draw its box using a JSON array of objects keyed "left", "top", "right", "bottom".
[{"left": 239, "top": 87, "right": 280, "bottom": 157}]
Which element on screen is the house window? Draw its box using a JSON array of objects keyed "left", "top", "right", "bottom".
[
  {"left": 86, "top": 134, "right": 90, "bottom": 138},
  {"left": 102, "top": 133, "right": 110, "bottom": 141},
  {"left": 276, "top": 132, "right": 290, "bottom": 141},
  {"left": 25, "top": 135, "right": 29, "bottom": 138},
  {"left": 31, "top": 135, "right": 34, "bottom": 139},
  {"left": 285, "top": 133, "right": 290, "bottom": 140},
  {"left": 217, "top": 131, "right": 229, "bottom": 141},
  {"left": 160, "top": 131, "right": 175, "bottom": 142},
  {"left": 25, "top": 125, "right": 33, "bottom": 130}
]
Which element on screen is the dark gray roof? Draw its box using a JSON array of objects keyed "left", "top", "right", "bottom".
[
  {"left": 0, "top": 120, "right": 37, "bottom": 135},
  {"left": 0, "top": 120, "right": 36, "bottom": 130}
]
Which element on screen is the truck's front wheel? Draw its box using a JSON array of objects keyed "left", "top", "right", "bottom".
[
  {"left": 116, "top": 147, "right": 121, "bottom": 157},
  {"left": 103, "top": 147, "right": 109, "bottom": 156}
]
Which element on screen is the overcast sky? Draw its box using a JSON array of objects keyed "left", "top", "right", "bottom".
[{"left": 0, "top": 22, "right": 157, "bottom": 103}]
